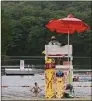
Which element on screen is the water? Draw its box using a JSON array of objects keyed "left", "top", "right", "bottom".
[
  {"left": 1, "top": 74, "right": 91, "bottom": 100},
  {"left": 79, "top": 75, "right": 92, "bottom": 82}
]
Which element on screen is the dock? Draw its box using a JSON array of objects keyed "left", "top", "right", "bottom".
[{"left": 5, "top": 68, "right": 44, "bottom": 75}]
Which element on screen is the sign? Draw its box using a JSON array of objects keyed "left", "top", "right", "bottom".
[{"left": 20, "top": 60, "right": 24, "bottom": 71}]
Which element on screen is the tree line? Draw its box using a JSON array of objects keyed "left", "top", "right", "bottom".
[{"left": 1, "top": 1, "right": 92, "bottom": 68}]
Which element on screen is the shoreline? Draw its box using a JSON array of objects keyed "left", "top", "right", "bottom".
[{"left": 1, "top": 97, "right": 91, "bottom": 101}]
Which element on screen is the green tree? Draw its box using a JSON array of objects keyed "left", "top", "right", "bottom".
[
  {"left": 1, "top": 1, "right": 91, "bottom": 57},
  {"left": 1, "top": 10, "right": 12, "bottom": 55}
]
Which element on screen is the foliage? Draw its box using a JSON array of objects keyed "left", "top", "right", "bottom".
[
  {"left": 1, "top": 1, "right": 92, "bottom": 58},
  {"left": 1, "top": 9, "right": 13, "bottom": 55}
]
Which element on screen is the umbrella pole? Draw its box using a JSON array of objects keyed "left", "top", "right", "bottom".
[{"left": 68, "top": 30, "right": 70, "bottom": 84}]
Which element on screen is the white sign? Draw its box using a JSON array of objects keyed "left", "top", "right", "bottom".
[{"left": 20, "top": 60, "right": 24, "bottom": 71}]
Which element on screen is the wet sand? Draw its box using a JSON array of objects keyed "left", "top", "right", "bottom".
[{"left": 2, "top": 97, "right": 92, "bottom": 101}]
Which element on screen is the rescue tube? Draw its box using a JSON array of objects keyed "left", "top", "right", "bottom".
[
  {"left": 45, "top": 69, "right": 55, "bottom": 98},
  {"left": 55, "top": 77, "right": 64, "bottom": 98},
  {"left": 55, "top": 71, "right": 64, "bottom": 98}
]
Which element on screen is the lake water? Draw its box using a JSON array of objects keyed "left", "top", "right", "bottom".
[{"left": 1, "top": 74, "right": 92, "bottom": 100}]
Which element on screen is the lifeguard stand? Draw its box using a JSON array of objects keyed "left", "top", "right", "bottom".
[{"left": 45, "top": 45, "right": 73, "bottom": 85}]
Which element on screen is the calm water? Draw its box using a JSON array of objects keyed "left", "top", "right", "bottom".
[{"left": 1, "top": 74, "right": 92, "bottom": 100}]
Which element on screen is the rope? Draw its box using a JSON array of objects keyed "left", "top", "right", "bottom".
[{"left": 1, "top": 85, "right": 92, "bottom": 88}]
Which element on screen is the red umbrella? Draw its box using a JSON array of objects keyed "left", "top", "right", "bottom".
[
  {"left": 46, "top": 14, "right": 90, "bottom": 55},
  {"left": 46, "top": 14, "right": 90, "bottom": 83},
  {"left": 46, "top": 14, "right": 90, "bottom": 34}
]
